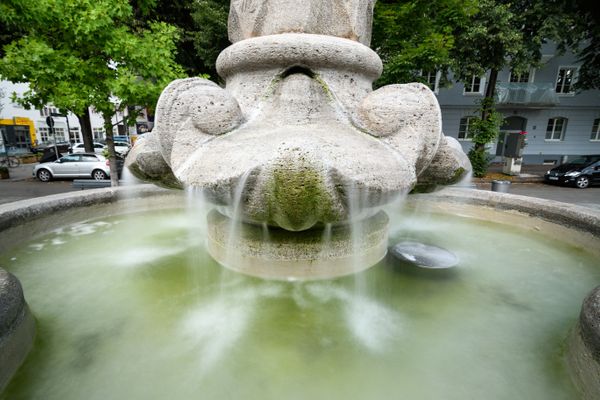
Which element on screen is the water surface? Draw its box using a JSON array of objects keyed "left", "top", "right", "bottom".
[{"left": 1, "top": 207, "right": 598, "bottom": 400}]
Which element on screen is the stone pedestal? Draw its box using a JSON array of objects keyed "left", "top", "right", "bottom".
[{"left": 206, "top": 210, "right": 389, "bottom": 280}]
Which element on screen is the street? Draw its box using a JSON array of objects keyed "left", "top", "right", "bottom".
[{"left": 1, "top": 163, "right": 599, "bottom": 209}]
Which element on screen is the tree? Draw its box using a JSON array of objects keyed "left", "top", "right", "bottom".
[
  {"left": 449, "top": 0, "right": 523, "bottom": 173},
  {"left": 0, "top": 0, "right": 184, "bottom": 186},
  {"left": 133, "top": 0, "right": 230, "bottom": 79},
  {"left": 561, "top": 0, "right": 600, "bottom": 90},
  {"left": 450, "top": 0, "right": 579, "bottom": 174},
  {"left": 372, "top": 0, "right": 477, "bottom": 87}
]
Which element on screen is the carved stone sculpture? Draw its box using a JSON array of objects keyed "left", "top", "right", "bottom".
[{"left": 126, "top": 0, "right": 471, "bottom": 232}]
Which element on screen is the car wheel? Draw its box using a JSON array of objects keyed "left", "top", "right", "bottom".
[
  {"left": 92, "top": 169, "right": 108, "bottom": 180},
  {"left": 575, "top": 175, "right": 590, "bottom": 189},
  {"left": 36, "top": 169, "right": 52, "bottom": 182}
]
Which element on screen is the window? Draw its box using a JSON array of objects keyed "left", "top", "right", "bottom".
[
  {"left": 555, "top": 67, "right": 577, "bottom": 94},
  {"left": 81, "top": 154, "right": 100, "bottom": 162},
  {"left": 69, "top": 127, "right": 81, "bottom": 143},
  {"left": 458, "top": 117, "right": 476, "bottom": 140},
  {"left": 39, "top": 106, "right": 58, "bottom": 117},
  {"left": 61, "top": 154, "right": 80, "bottom": 163},
  {"left": 37, "top": 127, "right": 51, "bottom": 143},
  {"left": 463, "top": 76, "right": 484, "bottom": 94},
  {"left": 509, "top": 69, "right": 532, "bottom": 83},
  {"left": 93, "top": 128, "right": 105, "bottom": 140},
  {"left": 53, "top": 127, "right": 65, "bottom": 142},
  {"left": 591, "top": 119, "right": 600, "bottom": 141},
  {"left": 14, "top": 126, "right": 31, "bottom": 149},
  {"left": 545, "top": 117, "right": 567, "bottom": 141},
  {"left": 419, "top": 70, "right": 439, "bottom": 92}
]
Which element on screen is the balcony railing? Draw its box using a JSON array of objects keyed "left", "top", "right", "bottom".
[{"left": 495, "top": 82, "right": 559, "bottom": 106}]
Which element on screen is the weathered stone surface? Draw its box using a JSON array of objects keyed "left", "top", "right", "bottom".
[
  {"left": 126, "top": 2, "right": 472, "bottom": 231},
  {"left": 354, "top": 83, "right": 443, "bottom": 174},
  {"left": 416, "top": 136, "right": 471, "bottom": 188},
  {"left": 228, "top": 0, "right": 375, "bottom": 45},
  {"left": 175, "top": 73, "right": 413, "bottom": 230},
  {"left": 125, "top": 132, "right": 182, "bottom": 189},
  {"left": 0, "top": 269, "right": 23, "bottom": 337},
  {"left": 580, "top": 286, "right": 600, "bottom": 363},
  {"left": 153, "top": 77, "right": 243, "bottom": 167},
  {"left": 0, "top": 268, "right": 36, "bottom": 392},
  {"left": 206, "top": 209, "right": 388, "bottom": 280}
]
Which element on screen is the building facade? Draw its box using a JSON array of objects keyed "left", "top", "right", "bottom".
[
  {"left": 0, "top": 81, "right": 153, "bottom": 154},
  {"left": 431, "top": 42, "right": 600, "bottom": 165}
]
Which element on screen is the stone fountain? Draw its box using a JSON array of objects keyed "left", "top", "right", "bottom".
[
  {"left": 126, "top": 0, "right": 470, "bottom": 278},
  {"left": 1, "top": 1, "right": 600, "bottom": 398}
]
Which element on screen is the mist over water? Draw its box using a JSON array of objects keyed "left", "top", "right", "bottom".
[{"left": 1, "top": 206, "right": 598, "bottom": 400}]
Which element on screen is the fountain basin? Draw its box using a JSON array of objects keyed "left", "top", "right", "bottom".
[{"left": 0, "top": 186, "right": 599, "bottom": 398}]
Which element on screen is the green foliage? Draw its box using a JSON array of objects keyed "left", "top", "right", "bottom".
[
  {"left": 561, "top": 0, "right": 600, "bottom": 90},
  {"left": 469, "top": 98, "right": 503, "bottom": 145},
  {"left": 135, "top": 0, "right": 230, "bottom": 79},
  {"left": 466, "top": 97, "right": 504, "bottom": 177},
  {"left": 451, "top": 0, "right": 524, "bottom": 83},
  {"left": 467, "top": 147, "right": 489, "bottom": 178},
  {"left": 0, "top": 0, "right": 184, "bottom": 117},
  {"left": 372, "top": 0, "right": 476, "bottom": 86},
  {"left": 190, "top": 0, "right": 230, "bottom": 80}
]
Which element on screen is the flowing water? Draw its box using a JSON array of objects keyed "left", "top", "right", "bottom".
[{"left": 1, "top": 206, "right": 599, "bottom": 400}]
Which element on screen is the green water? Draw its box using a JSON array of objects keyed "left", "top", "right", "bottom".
[{"left": 1, "top": 208, "right": 599, "bottom": 400}]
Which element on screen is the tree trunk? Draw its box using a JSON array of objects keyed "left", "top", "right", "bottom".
[
  {"left": 76, "top": 108, "right": 94, "bottom": 153},
  {"left": 102, "top": 112, "right": 120, "bottom": 187},
  {"left": 475, "top": 68, "right": 499, "bottom": 152}
]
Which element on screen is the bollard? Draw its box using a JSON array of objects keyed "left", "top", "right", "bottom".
[{"left": 491, "top": 180, "right": 511, "bottom": 193}]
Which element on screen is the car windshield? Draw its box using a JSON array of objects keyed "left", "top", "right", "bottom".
[{"left": 568, "top": 156, "right": 600, "bottom": 165}]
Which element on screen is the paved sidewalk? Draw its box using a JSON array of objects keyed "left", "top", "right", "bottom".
[
  {"left": 3, "top": 163, "right": 36, "bottom": 182},
  {"left": 475, "top": 162, "right": 548, "bottom": 183}
]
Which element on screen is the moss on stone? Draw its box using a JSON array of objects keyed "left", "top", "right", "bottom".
[
  {"left": 265, "top": 162, "right": 340, "bottom": 231},
  {"left": 313, "top": 74, "right": 334, "bottom": 101},
  {"left": 448, "top": 167, "right": 466, "bottom": 185},
  {"left": 128, "top": 163, "right": 183, "bottom": 190}
]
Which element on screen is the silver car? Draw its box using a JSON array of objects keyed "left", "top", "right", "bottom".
[{"left": 33, "top": 153, "right": 111, "bottom": 182}]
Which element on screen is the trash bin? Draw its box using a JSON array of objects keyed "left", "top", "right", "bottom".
[{"left": 491, "top": 180, "right": 511, "bottom": 193}]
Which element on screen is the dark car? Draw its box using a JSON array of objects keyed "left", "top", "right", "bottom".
[{"left": 544, "top": 155, "right": 600, "bottom": 189}]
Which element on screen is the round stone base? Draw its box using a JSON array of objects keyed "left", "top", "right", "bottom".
[{"left": 206, "top": 210, "right": 389, "bottom": 280}]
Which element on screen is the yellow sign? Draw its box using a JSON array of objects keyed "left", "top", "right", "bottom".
[{"left": 0, "top": 117, "right": 37, "bottom": 145}]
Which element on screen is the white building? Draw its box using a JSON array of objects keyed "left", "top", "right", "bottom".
[{"left": 0, "top": 81, "right": 153, "bottom": 154}]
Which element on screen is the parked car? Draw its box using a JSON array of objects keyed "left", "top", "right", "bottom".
[
  {"left": 31, "top": 142, "right": 70, "bottom": 155},
  {"left": 113, "top": 135, "right": 131, "bottom": 144},
  {"left": 33, "top": 153, "right": 117, "bottom": 182},
  {"left": 95, "top": 138, "right": 131, "bottom": 155},
  {"left": 71, "top": 142, "right": 106, "bottom": 154},
  {"left": 544, "top": 155, "right": 600, "bottom": 189},
  {"left": 113, "top": 141, "right": 131, "bottom": 156}
]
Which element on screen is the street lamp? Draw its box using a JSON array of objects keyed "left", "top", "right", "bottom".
[
  {"left": 45, "top": 116, "right": 59, "bottom": 160},
  {"left": 50, "top": 112, "right": 72, "bottom": 144}
]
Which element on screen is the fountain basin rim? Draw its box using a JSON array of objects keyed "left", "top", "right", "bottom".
[
  {"left": 1, "top": 185, "right": 600, "bottom": 252},
  {"left": 417, "top": 187, "right": 600, "bottom": 241}
]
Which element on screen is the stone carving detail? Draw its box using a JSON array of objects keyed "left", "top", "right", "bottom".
[
  {"left": 126, "top": 1, "right": 471, "bottom": 231},
  {"left": 228, "top": 0, "right": 375, "bottom": 45}
]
